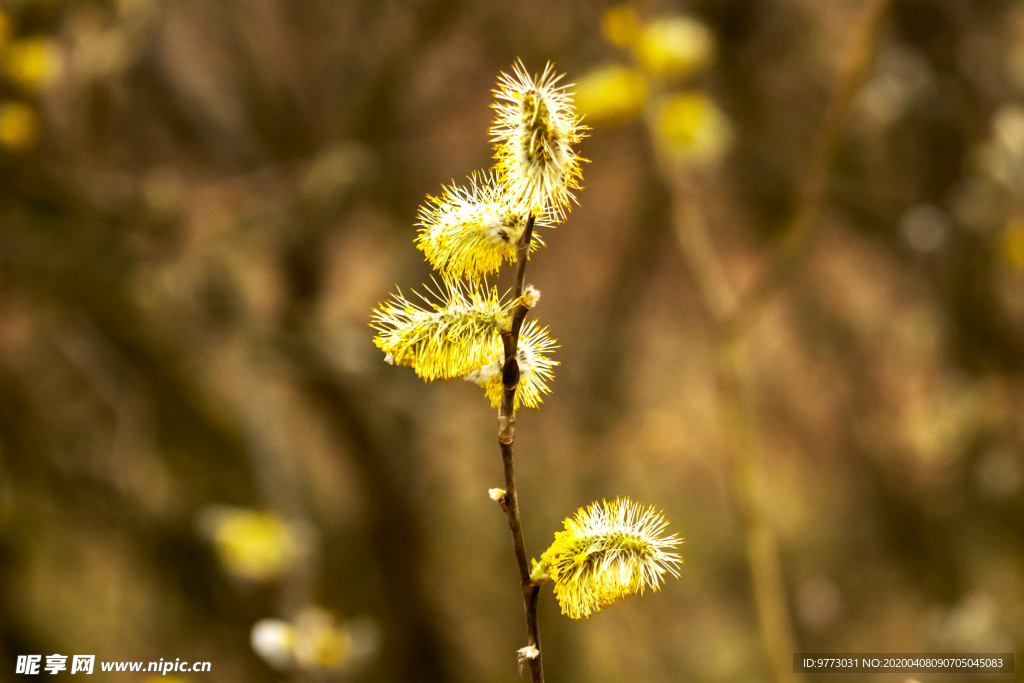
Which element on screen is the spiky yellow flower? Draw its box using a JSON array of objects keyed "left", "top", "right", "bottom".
[
  {"left": 539, "top": 498, "right": 682, "bottom": 619},
  {"left": 491, "top": 60, "right": 586, "bottom": 215},
  {"left": 465, "top": 320, "right": 558, "bottom": 410},
  {"left": 416, "top": 172, "right": 551, "bottom": 281},
  {"left": 371, "top": 280, "right": 509, "bottom": 381}
]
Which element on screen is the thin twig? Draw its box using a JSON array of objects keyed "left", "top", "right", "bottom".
[
  {"left": 671, "top": 186, "right": 736, "bottom": 326},
  {"left": 672, "top": 188, "right": 798, "bottom": 683},
  {"left": 714, "top": 333, "right": 796, "bottom": 683},
  {"left": 495, "top": 213, "right": 544, "bottom": 683}
]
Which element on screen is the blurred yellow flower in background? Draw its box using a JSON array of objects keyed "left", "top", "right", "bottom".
[
  {"left": 635, "top": 16, "right": 714, "bottom": 79},
  {"left": 574, "top": 65, "right": 647, "bottom": 125},
  {"left": 1001, "top": 219, "right": 1024, "bottom": 269},
  {"left": 251, "top": 618, "right": 295, "bottom": 670},
  {"left": 4, "top": 37, "right": 63, "bottom": 89},
  {"left": 655, "top": 93, "right": 731, "bottom": 167},
  {"left": 197, "top": 506, "right": 300, "bottom": 582},
  {"left": 0, "top": 101, "right": 39, "bottom": 149},
  {"left": 292, "top": 608, "right": 352, "bottom": 670},
  {"left": 601, "top": 5, "right": 639, "bottom": 48},
  {"left": 251, "top": 606, "right": 380, "bottom": 673}
]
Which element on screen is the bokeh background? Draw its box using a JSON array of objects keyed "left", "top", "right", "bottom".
[{"left": 1, "top": 0, "right": 1023, "bottom": 682}]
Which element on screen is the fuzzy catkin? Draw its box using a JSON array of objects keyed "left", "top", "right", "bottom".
[
  {"left": 371, "top": 280, "right": 509, "bottom": 381},
  {"left": 540, "top": 498, "right": 683, "bottom": 619},
  {"left": 491, "top": 60, "right": 586, "bottom": 216}
]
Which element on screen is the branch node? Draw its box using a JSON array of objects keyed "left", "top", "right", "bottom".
[
  {"left": 517, "top": 645, "right": 540, "bottom": 674},
  {"left": 529, "top": 558, "right": 549, "bottom": 584},
  {"left": 502, "top": 356, "right": 521, "bottom": 389},
  {"left": 498, "top": 416, "right": 515, "bottom": 444},
  {"left": 519, "top": 285, "right": 541, "bottom": 309}
]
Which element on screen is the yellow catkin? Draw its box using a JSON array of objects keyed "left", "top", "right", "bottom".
[
  {"left": 4, "top": 37, "right": 62, "bottom": 89},
  {"left": 491, "top": 60, "right": 586, "bottom": 216},
  {"left": 540, "top": 498, "right": 682, "bottom": 619},
  {"left": 371, "top": 280, "right": 510, "bottom": 381},
  {"left": 601, "top": 6, "right": 640, "bottom": 48},
  {"left": 655, "top": 92, "right": 732, "bottom": 166},
  {"left": 252, "top": 607, "right": 374, "bottom": 673},
  {"left": 199, "top": 506, "right": 298, "bottom": 582},
  {"left": 416, "top": 171, "right": 551, "bottom": 281}
]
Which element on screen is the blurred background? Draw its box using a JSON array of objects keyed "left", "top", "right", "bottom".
[{"left": 0, "top": 0, "right": 1023, "bottom": 682}]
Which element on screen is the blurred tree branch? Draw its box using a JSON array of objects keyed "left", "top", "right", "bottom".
[
  {"left": 724, "top": 0, "right": 894, "bottom": 340},
  {"left": 663, "top": 2, "right": 894, "bottom": 683}
]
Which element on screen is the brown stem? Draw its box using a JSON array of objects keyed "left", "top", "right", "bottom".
[
  {"left": 495, "top": 213, "right": 544, "bottom": 683},
  {"left": 498, "top": 441, "right": 544, "bottom": 682},
  {"left": 671, "top": 185, "right": 735, "bottom": 326},
  {"left": 674, "top": 187, "right": 798, "bottom": 683},
  {"left": 714, "top": 334, "right": 795, "bottom": 683},
  {"left": 499, "top": 213, "right": 537, "bottom": 441}
]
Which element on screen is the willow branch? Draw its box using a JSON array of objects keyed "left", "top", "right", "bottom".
[
  {"left": 671, "top": 187, "right": 736, "bottom": 326},
  {"left": 495, "top": 213, "right": 544, "bottom": 683},
  {"left": 727, "top": 0, "right": 892, "bottom": 339},
  {"left": 664, "top": 3, "right": 892, "bottom": 683}
]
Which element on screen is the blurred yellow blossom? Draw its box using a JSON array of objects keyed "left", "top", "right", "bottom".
[
  {"left": 197, "top": 505, "right": 299, "bottom": 582},
  {"left": 1002, "top": 219, "right": 1024, "bottom": 269},
  {"left": 0, "top": 102, "right": 39, "bottom": 149},
  {"left": 655, "top": 92, "right": 731, "bottom": 166},
  {"left": 602, "top": 5, "right": 639, "bottom": 48},
  {"left": 979, "top": 104, "right": 1024, "bottom": 195},
  {"left": 292, "top": 608, "right": 351, "bottom": 670},
  {"left": 634, "top": 16, "right": 714, "bottom": 78},
  {"left": 251, "top": 606, "right": 380, "bottom": 673},
  {"left": 574, "top": 65, "right": 647, "bottom": 125},
  {"left": 4, "top": 37, "right": 63, "bottom": 89}
]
